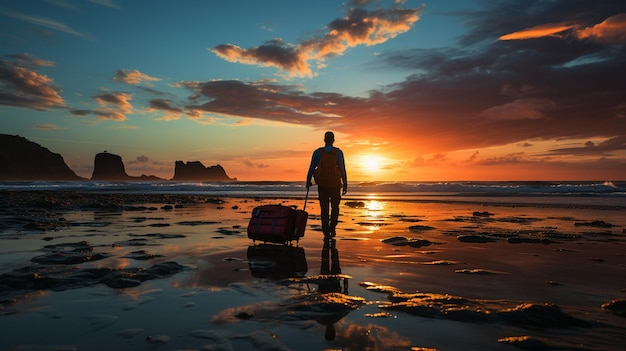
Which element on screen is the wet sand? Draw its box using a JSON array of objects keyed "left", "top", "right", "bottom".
[{"left": 1, "top": 190, "right": 625, "bottom": 350}]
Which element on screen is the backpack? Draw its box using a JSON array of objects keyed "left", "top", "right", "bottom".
[{"left": 313, "top": 147, "right": 342, "bottom": 188}]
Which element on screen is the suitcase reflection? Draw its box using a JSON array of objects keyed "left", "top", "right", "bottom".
[{"left": 247, "top": 243, "right": 308, "bottom": 280}]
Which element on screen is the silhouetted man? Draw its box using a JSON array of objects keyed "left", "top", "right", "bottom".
[{"left": 306, "top": 131, "right": 347, "bottom": 238}]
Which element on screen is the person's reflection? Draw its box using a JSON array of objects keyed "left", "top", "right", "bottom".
[{"left": 317, "top": 237, "right": 348, "bottom": 341}]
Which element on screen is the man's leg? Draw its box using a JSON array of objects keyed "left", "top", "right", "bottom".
[
  {"left": 329, "top": 186, "right": 341, "bottom": 237},
  {"left": 318, "top": 187, "right": 331, "bottom": 237}
]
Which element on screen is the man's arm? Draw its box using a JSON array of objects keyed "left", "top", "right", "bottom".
[
  {"left": 306, "top": 149, "right": 320, "bottom": 188},
  {"left": 337, "top": 149, "right": 347, "bottom": 194}
]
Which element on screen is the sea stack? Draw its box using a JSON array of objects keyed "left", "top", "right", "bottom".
[
  {"left": 172, "top": 161, "right": 235, "bottom": 181},
  {"left": 91, "top": 151, "right": 130, "bottom": 180}
]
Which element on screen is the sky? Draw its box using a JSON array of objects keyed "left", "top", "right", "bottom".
[{"left": 1, "top": 0, "right": 625, "bottom": 182}]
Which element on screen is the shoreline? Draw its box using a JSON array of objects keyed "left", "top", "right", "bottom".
[{"left": 3, "top": 188, "right": 625, "bottom": 210}]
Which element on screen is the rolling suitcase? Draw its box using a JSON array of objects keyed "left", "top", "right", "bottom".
[
  {"left": 247, "top": 189, "right": 309, "bottom": 244},
  {"left": 247, "top": 204, "right": 297, "bottom": 243}
]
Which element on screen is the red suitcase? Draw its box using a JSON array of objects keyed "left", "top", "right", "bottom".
[
  {"left": 247, "top": 190, "right": 309, "bottom": 244},
  {"left": 247, "top": 204, "right": 298, "bottom": 243}
]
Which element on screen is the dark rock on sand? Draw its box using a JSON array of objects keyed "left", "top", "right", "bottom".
[
  {"left": 177, "top": 220, "right": 221, "bottom": 226},
  {"left": 369, "top": 283, "right": 588, "bottom": 329},
  {"left": 0, "top": 261, "right": 186, "bottom": 301},
  {"left": 457, "top": 235, "right": 497, "bottom": 243},
  {"left": 601, "top": 299, "right": 626, "bottom": 317},
  {"left": 498, "top": 303, "right": 589, "bottom": 328},
  {"left": 31, "top": 241, "right": 111, "bottom": 265},
  {"left": 86, "top": 262, "right": 186, "bottom": 289},
  {"left": 216, "top": 228, "right": 241, "bottom": 235},
  {"left": 574, "top": 220, "right": 613, "bottom": 228},
  {"left": 172, "top": 160, "right": 235, "bottom": 181},
  {"left": 507, "top": 237, "right": 555, "bottom": 244},
  {"left": 122, "top": 250, "right": 163, "bottom": 260},
  {"left": 382, "top": 236, "right": 434, "bottom": 248},
  {"left": 408, "top": 225, "right": 435, "bottom": 232},
  {"left": 0, "top": 134, "right": 85, "bottom": 180},
  {"left": 344, "top": 201, "right": 365, "bottom": 208}
]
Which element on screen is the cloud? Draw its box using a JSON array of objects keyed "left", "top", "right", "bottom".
[
  {"left": 212, "top": 3, "right": 423, "bottom": 77},
  {"left": 342, "top": 2, "right": 626, "bottom": 153},
  {"left": 88, "top": 0, "right": 121, "bottom": 10},
  {"left": 242, "top": 159, "right": 269, "bottom": 168},
  {"left": 213, "top": 39, "right": 310, "bottom": 77},
  {"left": 180, "top": 79, "right": 348, "bottom": 125},
  {"left": 33, "top": 123, "right": 65, "bottom": 130},
  {"left": 147, "top": 98, "right": 186, "bottom": 120},
  {"left": 183, "top": 1, "right": 626, "bottom": 159},
  {"left": 498, "top": 13, "right": 626, "bottom": 45},
  {"left": 545, "top": 136, "right": 626, "bottom": 156},
  {"left": 69, "top": 108, "right": 92, "bottom": 116},
  {"left": 128, "top": 155, "right": 149, "bottom": 164},
  {"left": 476, "top": 152, "right": 529, "bottom": 166},
  {"left": 0, "top": 53, "right": 66, "bottom": 110},
  {"left": 9, "top": 53, "right": 54, "bottom": 67},
  {"left": 576, "top": 13, "right": 626, "bottom": 44},
  {"left": 498, "top": 6, "right": 626, "bottom": 45},
  {"left": 468, "top": 151, "right": 479, "bottom": 161},
  {"left": 92, "top": 92, "right": 133, "bottom": 121},
  {"left": 480, "top": 98, "right": 556, "bottom": 120},
  {"left": 499, "top": 22, "right": 575, "bottom": 41},
  {"left": 0, "top": 7, "right": 90, "bottom": 39},
  {"left": 114, "top": 69, "right": 160, "bottom": 86}
]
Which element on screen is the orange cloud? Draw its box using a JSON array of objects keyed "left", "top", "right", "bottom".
[
  {"left": 114, "top": 69, "right": 160, "bottom": 86},
  {"left": 499, "top": 14, "right": 626, "bottom": 44},
  {"left": 480, "top": 98, "right": 556, "bottom": 120},
  {"left": 213, "top": 39, "right": 312, "bottom": 78},
  {"left": 212, "top": 4, "right": 423, "bottom": 78},
  {"left": 93, "top": 92, "right": 133, "bottom": 121},
  {"left": 34, "top": 123, "right": 65, "bottom": 130},
  {"left": 576, "top": 13, "right": 626, "bottom": 44},
  {"left": 147, "top": 98, "right": 185, "bottom": 120},
  {"left": 498, "top": 22, "right": 574, "bottom": 40},
  {"left": 0, "top": 54, "right": 65, "bottom": 110}
]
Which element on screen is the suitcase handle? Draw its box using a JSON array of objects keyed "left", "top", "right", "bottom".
[{"left": 303, "top": 187, "right": 309, "bottom": 211}]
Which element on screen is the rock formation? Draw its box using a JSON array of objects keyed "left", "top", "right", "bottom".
[
  {"left": 91, "top": 152, "right": 128, "bottom": 180},
  {"left": 0, "top": 134, "right": 85, "bottom": 180},
  {"left": 172, "top": 161, "right": 235, "bottom": 181},
  {"left": 91, "top": 151, "right": 162, "bottom": 181},
  {"left": 0, "top": 135, "right": 235, "bottom": 182}
]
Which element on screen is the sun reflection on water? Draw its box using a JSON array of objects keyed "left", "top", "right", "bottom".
[{"left": 363, "top": 194, "right": 386, "bottom": 232}]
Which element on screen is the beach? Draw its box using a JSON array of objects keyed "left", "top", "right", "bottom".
[{"left": 1, "top": 189, "right": 625, "bottom": 351}]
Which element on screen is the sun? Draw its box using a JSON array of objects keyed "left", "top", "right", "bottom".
[{"left": 361, "top": 154, "right": 383, "bottom": 173}]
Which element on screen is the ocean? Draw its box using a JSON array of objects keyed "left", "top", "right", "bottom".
[{"left": 1, "top": 180, "right": 625, "bottom": 208}]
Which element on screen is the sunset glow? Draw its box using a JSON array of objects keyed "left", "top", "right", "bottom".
[{"left": 1, "top": 1, "right": 625, "bottom": 181}]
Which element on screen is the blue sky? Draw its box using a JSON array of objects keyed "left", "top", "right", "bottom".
[{"left": 1, "top": 0, "right": 625, "bottom": 181}]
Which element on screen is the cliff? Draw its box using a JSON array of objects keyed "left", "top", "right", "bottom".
[
  {"left": 172, "top": 161, "right": 235, "bottom": 181},
  {"left": 91, "top": 152, "right": 163, "bottom": 181},
  {"left": 0, "top": 134, "right": 85, "bottom": 180}
]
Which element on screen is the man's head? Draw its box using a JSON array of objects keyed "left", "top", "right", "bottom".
[{"left": 324, "top": 131, "right": 335, "bottom": 145}]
